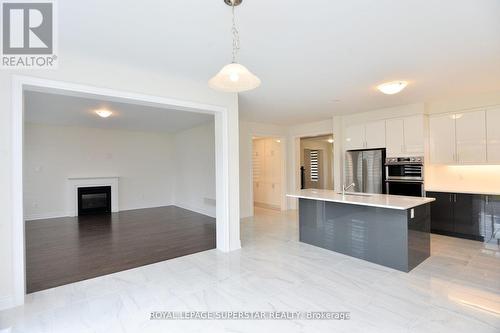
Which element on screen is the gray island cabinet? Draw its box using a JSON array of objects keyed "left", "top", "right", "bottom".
[{"left": 287, "top": 189, "right": 435, "bottom": 272}]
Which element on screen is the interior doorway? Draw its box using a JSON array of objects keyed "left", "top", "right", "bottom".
[
  {"left": 22, "top": 87, "right": 218, "bottom": 293},
  {"left": 300, "top": 134, "right": 334, "bottom": 190},
  {"left": 10, "top": 76, "right": 237, "bottom": 306},
  {"left": 252, "top": 136, "right": 284, "bottom": 211}
]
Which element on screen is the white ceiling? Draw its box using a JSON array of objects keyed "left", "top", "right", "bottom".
[
  {"left": 59, "top": 0, "right": 500, "bottom": 125},
  {"left": 24, "top": 91, "right": 213, "bottom": 133}
]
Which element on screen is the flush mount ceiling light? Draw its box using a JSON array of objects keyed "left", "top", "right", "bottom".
[
  {"left": 377, "top": 81, "right": 408, "bottom": 95},
  {"left": 450, "top": 114, "right": 463, "bottom": 120},
  {"left": 209, "top": 0, "right": 261, "bottom": 93},
  {"left": 95, "top": 109, "right": 113, "bottom": 118},
  {"left": 327, "top": 138, "right": 334, "bottom": 143}
]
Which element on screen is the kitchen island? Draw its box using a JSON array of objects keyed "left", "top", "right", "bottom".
[{"left": 287, "top": 189, "right": 435, "bottom": 272}]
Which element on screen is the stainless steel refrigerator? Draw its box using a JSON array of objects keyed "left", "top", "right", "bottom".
[{"left": 344, "top": 149, "right": 386, "bottom": 194}]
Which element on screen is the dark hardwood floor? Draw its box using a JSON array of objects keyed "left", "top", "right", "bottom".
[{"left": 25, "top": 206, "right": 216, "bottom": 293}]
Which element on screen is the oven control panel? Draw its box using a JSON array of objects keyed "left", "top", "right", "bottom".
[{"left": 385, "top": 156, "right": 423, "bottom": 165}]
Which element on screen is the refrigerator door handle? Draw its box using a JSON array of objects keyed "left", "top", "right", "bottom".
[{"left": 362, "top": 156, "right": 367, "bottom": 193}]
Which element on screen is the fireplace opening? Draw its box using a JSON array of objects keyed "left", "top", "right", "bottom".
[{"left": 77, "top": 186, "right": 112, "bottom": 216}]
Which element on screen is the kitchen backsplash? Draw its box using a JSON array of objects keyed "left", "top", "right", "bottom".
[{"left": 425, "top": 164, "right": 500, "bottom": 194}]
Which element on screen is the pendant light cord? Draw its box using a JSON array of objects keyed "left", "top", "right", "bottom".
[{"left": 231, "top": 2, "right": 240, "bottom": 63}]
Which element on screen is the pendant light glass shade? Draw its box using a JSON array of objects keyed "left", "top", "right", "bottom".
[{"left": 209, "top": 63, "right": 261, "bottom": 93}]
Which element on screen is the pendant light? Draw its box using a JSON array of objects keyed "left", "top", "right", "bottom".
[{"left": 209, "top": 0, "right": 261, "bottom": 93}]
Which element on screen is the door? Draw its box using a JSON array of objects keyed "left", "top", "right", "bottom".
[
  {"left": 453, "top": 193, "right": 481, "bottom": 237},
  {"left": 385, "top": 119, "right": 405, "bottom": 157},
  {"left": 267, "top": 139, "right": 281, "bottom": 204},
  {"left": 303, "top": 149, "right": 323, "bottom": 189},
  {"left": 344, "top": 124, "right": 365, "bottom": 150},
  {"left": 344, "top": 150, "right": 363, "bottom": 193},
  {"left": 252, "top": 139, "right": 264, "bottom": 203},
  {"left": 455, "top": 110, "right": 487, "bottom": 164},
  {"left": 430, "top": 114, "right": 456, "bottom": 164},
  {"left": 487, "top": 108, "right": 500, "bottom": 163},
  {"left": 427, "top": 191, "right": 454, "bottom": 233},
  {"left": 362, "top": 150, "right": 383, "bottom": 194},
  {"left": 365, "top": 121, "right": 386, "bottom": 149},
  {"left": 404, "top": 115, "right": 424, "bottom": 154}
]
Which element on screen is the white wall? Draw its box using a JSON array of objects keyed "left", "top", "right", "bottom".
[
  {"left": 0, "top": 54, "right": 240, "bottom": 309},
  {"left": 173, "top": 121, "right": 216, "bottom": 217},
  {"left": 23, "top": 123, "right": 175, "bottom": 220}
]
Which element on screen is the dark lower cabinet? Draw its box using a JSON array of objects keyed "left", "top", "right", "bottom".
[
  {"left": 426, "top": 191, "right": 483, "bottom": 241},
  {"left": 484, "top": 195, "right": 500, "bottom": 243},
  {"left": 428, "top": 192, "right": 454, "bottom": 234},
  {"left": 454, "top": 194, "right": 482, "bottom": 236}
]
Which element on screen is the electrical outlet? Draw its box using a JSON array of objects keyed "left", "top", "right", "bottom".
[{"left": 410, "top": 208, "right": 415, "bottom": 219}]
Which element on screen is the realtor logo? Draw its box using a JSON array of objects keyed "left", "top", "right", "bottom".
[{"left": 2, "top": 0, "right": 57, "bottom": 68}]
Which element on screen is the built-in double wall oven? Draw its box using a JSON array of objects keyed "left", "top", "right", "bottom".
[{"left": 385, "top": 156, "right": 424, "bottom": 197}]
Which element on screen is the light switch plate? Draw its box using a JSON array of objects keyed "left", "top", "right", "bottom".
[{"left": 410, "top": 208, "right": 415, "bottom": 219}]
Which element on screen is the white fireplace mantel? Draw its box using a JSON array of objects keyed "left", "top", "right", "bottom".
[{"left": 67, "top": 176, "right": 119, "bottom": 216}]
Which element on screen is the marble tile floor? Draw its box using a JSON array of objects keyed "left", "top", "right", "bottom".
[{"left": 0, "top": 207, "right": 499, "bottom": 332}]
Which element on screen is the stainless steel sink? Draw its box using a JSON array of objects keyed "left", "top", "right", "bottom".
[{"left": 337, "top": 192, "right": 373, "bottom": 197}]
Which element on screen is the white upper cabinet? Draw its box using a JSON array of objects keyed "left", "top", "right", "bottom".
[
  {"left": 365, "top": 121, "right": 386, "bottom": 149},
  {"left": 345, "top": 121, "right": 386, "bottom": 150},
  {"left": 455, "top": 110, "right": 486, "bottom": 164},
  {"left": 404, "top": 115, "right": 425, "bottom": 154},
  {"left": 430, "top": 114, "right": 456, "bottom": 164},
  {"left": 344, "top": 124, "right": 365, "bottom": 150},
  {"left": 385, "top": 119, "right": 405, "bottom": 157},
  {"left": 487, "top": 107, "right": 500, "bottom": 163},
  {"left": 385, "top": 115, "right": 425, "bottom": 157},
  {"left": 430, "top": 109, "right": 491, "bottom": 165}
]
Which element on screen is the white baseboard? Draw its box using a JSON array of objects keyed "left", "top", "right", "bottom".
[
  {"left": 254, "top": 201, "right": 280, "bottom": 210},
  {"left": 24, "top": 203, "right": 215, "bottom": 221},
  {"left": 25, "top": 204, "right": 214, "bottom": 221},
  {"left": 24, "top": 202, "right": 175, "bottom": 221},
  {"left": 174, "top": 202, "right": 216, "bottom": 218},
  {"left": 24, "top": 211, "right": 69, "bottom": 221},
  {"left": 119, "top": 202, "right": 174, "bottom": 212},
  {"left": 0, "top": 295, "right": 14, "bottom": 311}
]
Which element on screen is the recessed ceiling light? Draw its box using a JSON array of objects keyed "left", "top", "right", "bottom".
[
  {"left": 95, "top": 109, "right": 113, "bottom": 118},
  {"left": 377, "top": 81, "right": 408, "bottom": 95},
  {"left": 327, "top": 138, "right": 334, "bottom": 143}
]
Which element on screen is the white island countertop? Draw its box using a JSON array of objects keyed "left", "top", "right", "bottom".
[{"left": 287, "top": 189, "right": 435, "bottom": 210}]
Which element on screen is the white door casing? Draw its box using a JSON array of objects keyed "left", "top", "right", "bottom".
[{"left": 11, "top": 75, "right": 240, "bottom": 308}]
